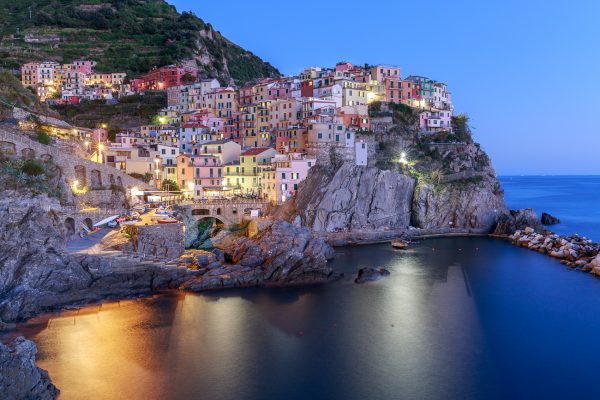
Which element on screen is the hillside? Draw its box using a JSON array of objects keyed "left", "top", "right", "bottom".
[
  {"left": 0, "top": 71, "right": 55, "bottom": 119},
  {"left": 0, "top": 0, "right": 280, "bottom": 85}
]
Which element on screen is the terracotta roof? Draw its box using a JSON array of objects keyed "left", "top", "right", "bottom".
[{"left": 241, "top": 147, "right": 274, "bottom": 156}]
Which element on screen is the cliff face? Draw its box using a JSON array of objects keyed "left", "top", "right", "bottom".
[
  {"left": 181, "top": 221, "right": 337, "bottom": 291},
  {"left": 0, "top": 337, "right": 58, "bottom": 399},
  {"left": 295, "top": 164, "right": 415, "bottom": 232},
  {"left": 294, "top": 108, "right": 507, "bottom": 235},
  {"left": 0, "top": 193, "right": 336, "bottom": 322}
]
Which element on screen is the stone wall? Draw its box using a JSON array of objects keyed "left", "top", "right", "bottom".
[{"left": 0, "top": 127, "right": 153, "bottom": 192}]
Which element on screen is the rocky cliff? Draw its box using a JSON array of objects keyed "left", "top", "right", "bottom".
[
  {"left": 182, "top": 221, "right": 337, "bottom": 291},
  {"left": 0, "top": 193, "right": 335, "bottom": 323},
  {"left": 0, "top": 337, "right": 58, "bottom": 399},
  {"left": 294, "top": 106, "right": 507, "bottom": 236}
]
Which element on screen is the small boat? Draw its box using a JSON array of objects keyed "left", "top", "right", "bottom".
[
  {"left": 157, "top": 217, "right": 178, "bottom": 224},
  {"left": 391, "top": 239, "right": 410, "bottom": 249}
]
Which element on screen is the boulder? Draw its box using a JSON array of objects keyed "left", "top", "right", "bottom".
[
  {"left": 494, "top": 208, "right": 543, "bottom": 235},
  {"left": 541, "top": 212, "right": 561, "bottom": 225},
  {"left": 354, "top": 267, "right": 391, "bottom": 284}
]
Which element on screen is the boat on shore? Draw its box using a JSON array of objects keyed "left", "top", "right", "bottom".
[
  {"left": 157, "top": 217, "right": 179, "bottom": 224},
  {"left": 391, "top": 239, "right": 410, "bottom": 249}
]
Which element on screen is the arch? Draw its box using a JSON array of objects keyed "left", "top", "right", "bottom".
[
  {"left": 90, "top": 169, "right": 102, "bottom": 189},
  {"left": 0, "top": 141, "right": 16, "bottom": 156},
  {"left": 21, "top": 148, "right": 35, "bottom": 160},
  {"left": 83, "top": 218, "right": 93, "bottom": 230},
  {"left": 216, "top": 207, "right": 222, "bottom": 215},
  {"left": 116, "top": 176, "right": 123, "bottom": 187},
  {"left": 192, "top": 208, "right": 210, "bottom": 216},
  {"left": 74, "top": 165, "right": 87, "bottom": 187},
  {"left": 64, "top": 217, "right": 75, "bottom": 237},
  {"left": 40, "top": 154, "right": 53, "bottom": 162}
]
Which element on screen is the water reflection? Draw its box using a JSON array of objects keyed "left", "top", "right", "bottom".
[{"left": 7, "top": 238, "right": 600, "bottom": 399}]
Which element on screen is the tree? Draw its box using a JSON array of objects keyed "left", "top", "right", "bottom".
[
  {"left": 181, "top": 73, "right": 196, "bottom": 84},
  {"left": 161, "top": 179, "right": 179, "bottom": 192},
  {"left": 451, "top": 114, "right": 473, "bottom": 143}
]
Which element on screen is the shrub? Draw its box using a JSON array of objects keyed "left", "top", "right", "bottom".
[
  {"left": 161, "top": 179, "right": 180, "bottom": 192},
  {"left": 37, "top": 132, "right": 50, "bottom": 145},
  {"left": 21, "top": 160, "right": 45, "bottom": 176}
]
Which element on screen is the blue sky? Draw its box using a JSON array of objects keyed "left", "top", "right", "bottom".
[{"left": 171, "top": 0, "right": 600, "bottom": 175}]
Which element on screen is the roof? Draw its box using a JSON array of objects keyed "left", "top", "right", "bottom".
[
  {"left": 241, "top": 147, "right": 274, "bottom": 157},
  {"left": 182, "top": 123, "right": 210, "bottom": 129},
  {"left": 202, "top": 139, "right": 231, "bottom": 145}
]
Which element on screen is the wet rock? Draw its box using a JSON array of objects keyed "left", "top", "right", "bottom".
[
  {"left": 541, "top": 212, "right": 561, "bottom": 225},
  {"left": 0, "top": 337, "right": 59, "bottom": 399},
  {"left": 354, "top": 267, "right": 391, "bottom": 284},
  {"left": 494, "top": 208, "right": 543, "bottom": 235}
]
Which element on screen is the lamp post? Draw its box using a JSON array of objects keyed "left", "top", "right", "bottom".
[{"left": 97, "top": 143, "right": 105, "bottom": 164}]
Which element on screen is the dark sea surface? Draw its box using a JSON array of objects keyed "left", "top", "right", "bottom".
[{"left": 5, "top": 176, "right": 600, "bottom": 400}]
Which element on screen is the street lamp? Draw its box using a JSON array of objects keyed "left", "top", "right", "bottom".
[{"left": 97, "top": 143, "right": 105, "bottom": 163}]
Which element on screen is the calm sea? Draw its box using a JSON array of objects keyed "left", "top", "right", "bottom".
[
  {"left": 4, "top": 176, "right": 600, "bottom": 400},
  {"left": 500, "top": 175, "right": 600, "bottom": 240}
]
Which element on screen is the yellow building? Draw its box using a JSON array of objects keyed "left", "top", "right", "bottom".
[{"left": 224, "top": 147, "right": 278, "bottom": 195}]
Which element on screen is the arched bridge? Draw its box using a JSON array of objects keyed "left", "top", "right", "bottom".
[{"left": 186, "top": 200, "right": 267, "bottom": 227}]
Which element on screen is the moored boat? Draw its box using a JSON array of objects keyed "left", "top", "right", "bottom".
[{"left": 391, "top": 239, "right": 409, "bottom": 249}]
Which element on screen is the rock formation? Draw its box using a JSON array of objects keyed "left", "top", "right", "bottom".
[
  {"left": 293, "top": 112, "right": 507, "bottom": 236},
  {"left": 493, "top": 208, "right": 543, "bottom": 235},
  {"left": 0, "top": 194, "right": 336, "bottom": 322},
  {"left": 181, "top": 221, "right": 338, "bottom": 291},
  {"left": 541, "top": 212, "right": 561, "bottom": 225},
  {"left": 507, "top": 228, "right": 600, "bottom": 273},
  {"left": 0, "top": 337, "right": 59, "bottom": 399},
  {"left": 295, "top": 164, "right": 415, "bottom": 232},
  {"left": 354, "top": 267, "right": 391, "bottom": 284}
]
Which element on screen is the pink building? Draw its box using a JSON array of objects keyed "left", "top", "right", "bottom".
[
  {"left": 73, "top": 60, "right": 96, "bottom": 75},
  {"left": 191, "top": 155, "right": 224, "bottom": 198},
  {"left": 261, "top": 153, "right": 316, "bottom": 204}
]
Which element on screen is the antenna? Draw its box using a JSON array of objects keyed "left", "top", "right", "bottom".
[{"left": 29, "top": 6, "right": 32, "bottom": 20}]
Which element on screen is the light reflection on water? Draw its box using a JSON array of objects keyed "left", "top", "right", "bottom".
[{"left": 7, "top": 238, "right": 600, "bottom": 400}]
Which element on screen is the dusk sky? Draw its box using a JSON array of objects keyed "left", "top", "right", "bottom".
[{"left": 172, "top": 0, "right": 600, "bottom": 175}]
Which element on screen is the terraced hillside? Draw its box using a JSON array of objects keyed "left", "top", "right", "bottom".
[{"left": 0, "top": 0, "right": 280, "bottom": 85}]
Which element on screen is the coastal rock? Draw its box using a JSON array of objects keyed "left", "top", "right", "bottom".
[
  {"left": 541, "top": 212, "right": 561, "bottom": 225},
  {"left": 494, "top": 208, "right": 543, "bottom": 235},
  {"left": 181, "top": 221, "right": 338, "bottom": 291},
  {"left": 0, "top": 197, "right": 193, "bottom": 322},
  {"left": 0, "top": 337, "right": 59, "bottom": 400},
  {"left": 294, "top": 164, "right": 415, "bottom": 232},
  {"left": 354, "top": 267, "right": 391, "bottom": 284}
]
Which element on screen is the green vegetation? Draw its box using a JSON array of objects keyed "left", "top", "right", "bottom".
[
  {"left": 0, "top": 157, "right": 64, "bottom": 198},
  {"left": 451, "top": 114, "right": 474, "bottom": 143},
  {"left": 0, "top": 71, "right": 53, "bottom": 118},
  {"left": 161, "top": 179, "right": 179, "bottom": 192},
  {"left": 0, "top": 0, "right": 280, "bottom": 84},
  {"left": 37, "top": 131, "right": 50, "bottom": 145},
  {"left": 21, "top": 159, "right": 45, "bottom": 176},
  {"left": 52, "top": 91, "right": 167, "bottom": 130}
]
